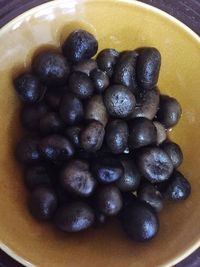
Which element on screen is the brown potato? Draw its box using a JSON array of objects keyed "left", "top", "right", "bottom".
[{"left": 85, "top": 95, "right": 108, "bottom": 127}]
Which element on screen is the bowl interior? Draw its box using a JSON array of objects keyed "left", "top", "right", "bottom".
[{"left": 0, "top": 0, "right": 200, "bottom": 266}]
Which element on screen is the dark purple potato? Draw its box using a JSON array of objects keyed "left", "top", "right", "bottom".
[
  {"left": 62, "top": 29, "right": 98, "bottom": 63},
  {"left": 29, "top": 187, "right": 57, "bottom": 221},
  {"left": 138, "top": 183, "right": 164, "bottom": 212},
  {"left": 153, "top": 121, "right": 167, "bottom": 145},
  {"left": 90, "top": 69, "right": 109, "bottom": 93},
  {"left": 113, "top": 51, "right": 138, "bottom": 94},
  {"left": 136, "top": 147, "right": 173, "bottom": 183},
  {"left": 32, "top": 52, "right": 70, "bottom": 86},
  {"left": 106, "top": 120, "right": 128, "bottom": 154},
  {"left": 69, "top": 72, "right": 94, "bottom": 99},
  {"left": 104, "top": 85, "right": 136, "bottom": 118},
  {"left": 120, "top": 199, "right": 159, "bottom": 242},
  {"left": 72, "top": 59, "right": 98, "bottom": 76},
  {"left": 60, "top": 93, "right": 84, "bottom": 125},
  {"left": 92, "top": 157, "right": 124, "bottom": 184},
  {"left": 137, "top": 47, "right": 161, "bottom": 90},
  {"left": 96, "top": 48, "right": 119, "bottom": 77},
  {"left": 39, "top": 134, "right": 74, "bottom": 162},
  {"left": 16, "top": 136, "right": 41, "bottom": 164},
  {"left": 55, "top": 202, "right": 95, "bottom": 232},
  {"left": 164, "top": 171, "right": 191, "bottom": 201},
  {"left": 156, "top": 95, "right": 182, "bottom": 128},
  {"left": 97, "top": 185, "right": 122, "bottom": 216},
  {"left": 80, "top": 120, "right": 105, "bottom": 152},
  {"left": 64, "top": 125, "right": 82, "bottom": 148},
  {"left": 25, "top": 165, "right": 52, "bottom": 190},
  {"left": 128, "top": 118, "right": 157, "bottom": 149},
  {"left": 14, "top": 73, "right": 45, "bottom": 104},
  {"left": 40, "top": 112, "right": 65, "bottom": 135},
  {"left": 85, "top": 95, "right": 108, "bottom": 127},
  {"left": 45, "top": 90, "right": 63, "bottom": 110},
  {"left": 131, "top": 87, "right": 160, "bottom": 120},
  {"left": 161, "top": 141, "right": 183, "bottom": 168},
  {"left": 21, "top": 102, "right": 49, "bottom": 131},
  {"left": 60, "top": 160, "right": 96, "bottom": 197},
  {"left": 116, "top": 157, "right": 141, "bottom": 192}
]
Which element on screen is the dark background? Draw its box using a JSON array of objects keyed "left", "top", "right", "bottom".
[{"left": 0, "top": 0, "right": 199, "bottom": 266}]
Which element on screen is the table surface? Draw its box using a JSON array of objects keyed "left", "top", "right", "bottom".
[{"left": 0, "top": 0, "right": 199, "bottom": 266}]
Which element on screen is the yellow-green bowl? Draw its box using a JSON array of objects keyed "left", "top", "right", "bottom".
[{"left": 0, "top": 0, "right": 200, "bottom": 266}]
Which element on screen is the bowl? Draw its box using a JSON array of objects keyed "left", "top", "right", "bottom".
[{"left": 0, "top": 0, "right": 200, "bottom": 266}]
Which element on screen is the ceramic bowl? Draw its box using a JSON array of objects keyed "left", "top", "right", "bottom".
[{"left": 0, "top": 0, "right": 200, "bottom": 266}]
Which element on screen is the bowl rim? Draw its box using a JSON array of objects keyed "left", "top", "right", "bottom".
[{"left": 0, "top": 0, "right": 200, "bottom": 266}]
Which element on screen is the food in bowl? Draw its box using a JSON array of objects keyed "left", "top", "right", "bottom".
[{"left": 13, "top": 29, "right": 191, "bottom": 242}]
